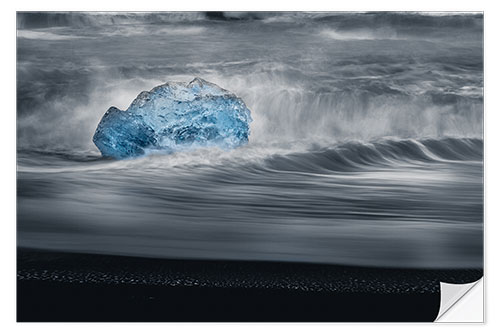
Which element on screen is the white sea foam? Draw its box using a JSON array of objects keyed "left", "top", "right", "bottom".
[
  {"left": 320, "top": 28, "right": 399, "bottom": 41},
  {"left": 17, "top": 30, "right": 85, "bottom": 40}
]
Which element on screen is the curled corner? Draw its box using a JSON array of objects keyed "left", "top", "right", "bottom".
[{"left": 435, "top": 278, "right": 483, "bottom": 322}]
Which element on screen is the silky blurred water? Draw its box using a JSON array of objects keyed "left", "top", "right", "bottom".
[{"left": 17, "top": 12, "right": 483, "bottom": 268}]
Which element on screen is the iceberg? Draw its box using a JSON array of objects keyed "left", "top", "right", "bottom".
[{"left": 93, "top": 78, "right": 252, "bottom": 159}]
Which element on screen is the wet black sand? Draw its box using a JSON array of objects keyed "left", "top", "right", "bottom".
[{"left": 17, "top": 248, "right": 483, "bottom": 322}]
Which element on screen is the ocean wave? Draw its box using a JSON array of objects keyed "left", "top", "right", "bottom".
[
  {"left": 17, "top": 136, "right": 483, "bottom": 269},
  {"left": 16, "top": 12, "right": 483, "bottom": 154},
  {"left": 16, "top": 11, "right": 484, "bottom": 270},
  {"left": 17, "top": 12, "right": 483, "bottom": 29},
  {"left": 17, "top": 30, "right": 85, "bottom": 41},
  {"left": 260, "top": 138, "right": 482, "bottom": 174},
  {"left": 16, "top": 12, "right": 207, "bottom": 29},
  {"left": 17, "top": 137, "right": 483, "bottom": 175},
  {"left": 98, "top": 25, "right": 206, "bottom": 37},
  {"left": 320, "top": 28, "right": 399, "bottom": 41},
  {"left": 16, "top": 63, "right": 483, "bottom": 151}
]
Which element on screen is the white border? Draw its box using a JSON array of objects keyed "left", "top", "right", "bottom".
[{"left": 3, "top": 0, "right": 498, "bottom": 331}]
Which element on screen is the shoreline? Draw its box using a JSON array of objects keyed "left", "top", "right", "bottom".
[{"left": 17, "top": 248, "right": 483, "bottom": 322}]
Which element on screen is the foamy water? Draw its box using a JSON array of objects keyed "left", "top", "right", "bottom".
[{"left": 17, "top": 12, "right": 483, "bottom": 268}]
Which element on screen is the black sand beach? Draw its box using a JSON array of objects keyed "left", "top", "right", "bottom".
[{"left": 17, "top": 248, "right": 482, "bottom": 322}]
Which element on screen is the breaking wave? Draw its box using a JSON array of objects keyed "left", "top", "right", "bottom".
[
  {"left": 17, "top": 12, "right": 483, "bottom": 152},
  {"left": 16, "top": 135, "right": 484, "bottom": 269},
  {"left": 17, "top": 137, "right": 483, "bottom": 174},
  {"left": 260, "top": 138, "right": 482, "bottom": 174},
  {"left": 17, "top": 11, "right": 483, "bottom": 29}
]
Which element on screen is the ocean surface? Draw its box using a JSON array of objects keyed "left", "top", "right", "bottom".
[{"left": 17, "top": 12, "right": 483, "bottom": 269}]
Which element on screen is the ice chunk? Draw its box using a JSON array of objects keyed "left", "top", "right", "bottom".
[{"left": 93, "top": 78, "right": 252, "bottom": 159}]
